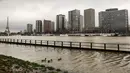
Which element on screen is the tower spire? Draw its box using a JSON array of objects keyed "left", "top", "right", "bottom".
[{"left": 5, "top": 16, "right": 10, "bottom": 36}]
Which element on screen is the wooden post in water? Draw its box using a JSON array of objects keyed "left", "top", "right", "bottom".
[
  {"left": 5, "top": 39, "right": 6, "bottom": 42},
  {"left": 47, "top": 41, "right": 48, "bottom": 46},
  {"left": 13, "top": 39, "right": 15, "bottom": 43},
  {"left": 54, "top": 41, "right": 55, "bottom": 46},
  {"left": 35, "top": 40, "right": 37, "bottom": 45},
  {"left": 10, "top": 39, "right": 12, "bottom": 42},
  {"left": 90, "top": 43, "right": 92, "bottom": 49},
  {"left": 30, "top": 40, "right": 31, "bottom": 44},
  {"left": 17, "top": 39, "right": 18, "bottom": 43},
  {"left": 104, "top": 43, "right": 106, "bottom": 50},
  {"left": 41, "top": 40, "right": 42, "bottom": 45},
  {"left": 61, "top": 41, "right": 63, "bottom": 47},
  {"left": 79, "top": 42, "right": 81, "bottom": 48},
  {"left": 70, "top": 42, "right": 72, "bottom": 47},
  {"left": 25, "top": 40, "right": 26, "bottom": 44},
  {"left": 21, "top": 39, "right": 22, "bottom": 43},
  {"left": 117, "top": 44, "right": 120, "bottom": 51}
]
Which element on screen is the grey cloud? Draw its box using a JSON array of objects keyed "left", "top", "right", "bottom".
[{"left": 0, "top": 0, "right": 129, "bottom": 32}]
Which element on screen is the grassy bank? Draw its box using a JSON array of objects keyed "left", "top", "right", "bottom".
[{"left": 0, "top": 55, "right": 68, "bottom": 73}]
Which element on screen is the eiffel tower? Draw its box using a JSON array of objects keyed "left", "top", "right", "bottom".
[{"left": 5, "top": 17, "right": 10, "bottom": 36}]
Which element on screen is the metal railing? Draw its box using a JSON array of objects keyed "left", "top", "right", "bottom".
[{"left": 0, "top": 38, "right": 130, "bottom": 52}]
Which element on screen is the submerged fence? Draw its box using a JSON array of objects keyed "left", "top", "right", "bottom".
[{"left": 0, "top": 38, "right": 130, "bottom": 52}]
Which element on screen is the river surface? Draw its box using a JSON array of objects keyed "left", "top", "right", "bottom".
[
  {"left": 0, "top": 36, "right": 130, "bottom": 73},
  {"left": 0, "top": 36, "right": 130, "bottom": 43}
]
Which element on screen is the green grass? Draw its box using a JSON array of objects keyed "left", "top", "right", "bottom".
[{"left": 0, "top": 55, "right": 68, "bottom": 73}]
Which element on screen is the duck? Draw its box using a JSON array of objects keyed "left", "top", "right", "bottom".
[
  {"left": 41, "top": 58, "right": 47, "bottom": 62},
  {"left": 58, "top": 58, "right": 62, "bottom": 61}
]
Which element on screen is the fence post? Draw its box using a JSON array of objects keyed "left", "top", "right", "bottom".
[
  {"left": 30, "top": 40, "right": 31, "bottom": 44},
  {"left": 61, "top": 42, "right": 63, "bottom": 47},
  {"left": 104, "top": 43, "right": 106, "bottom": 50},
  {"left": 90, "top": 43, "right": 92, "bottom": 49},
  {"left": 21, "top": 39, "right": 22, "bottom": 43},
  {"left": 70, "top": 42, "right": 72, "bottom": 47},
  {"left": 47, "top": 41, "right": 48, "bottom": 46},
  {"left": 17, "top": 39, "right": 18, "bottom": 43},
  {"left": 35, "top": 40, "right": 37, "bottom": 45},
  {"left": 25, "top": 40, "right": 26, "bottom": 44},
  {"left": 13, "top": 39, "right": 15, "bottom": 42},
  {"left": 41, "top": 40, "right": 42, "bottom": 45},
  {"left": 11, "top": 39, "right": 12, "bottom": 42},
  {"left": 54, "top": 41, "right": 55, "bottom": 46},
  {"left": 79, "top": 42, "right": 81, "bottom": 48},
  {"left": 117, "top": 44, "right": 120, "bottom": 51}
]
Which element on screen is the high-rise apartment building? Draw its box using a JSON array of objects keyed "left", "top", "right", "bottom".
[
  {"left": 56, "top": 14, "right": 65, "bottom": 33},
  {"left": 51, "top": 21, "right": 55, "bottom": 33},
  {"left": 27, "top": 24, "right": 33, "bottom": 33},
  {"left": 36, "top": 20, "right": 42, "bottom": 34},
  {"left": 84, "top": 8, "right": 95, "bottom": 30},
  {"left": 44, "top": 20, "right": 53, "bottom": 33},
  {"left": 80, "top": 15, "right": 83, "bottom": 32},
  {"left": 99, "top": 8, "right": 129, "bottom": 33},
  {"left": 68, "top": 9, "right": 81, "bottom": 33}
]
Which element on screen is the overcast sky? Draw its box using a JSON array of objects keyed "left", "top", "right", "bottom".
[{"left": 0, "top": 0, "right": 129, "bottom": 32}]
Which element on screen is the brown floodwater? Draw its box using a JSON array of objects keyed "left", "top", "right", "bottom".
[{"left": 0, "top": 36, "right": 130, "bottom": 73}]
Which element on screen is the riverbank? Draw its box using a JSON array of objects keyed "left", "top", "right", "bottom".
[{"left": 0, "top": 54, "right": 68, "bottom": 73}]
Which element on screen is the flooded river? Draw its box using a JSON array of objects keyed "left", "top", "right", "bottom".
[{"left": 0, "top": 36, "right": 130, "bottom": 73}]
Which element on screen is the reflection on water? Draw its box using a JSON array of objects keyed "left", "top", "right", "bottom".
[{"left": 0, "top": 43, "right": 130, "bottom": 73}]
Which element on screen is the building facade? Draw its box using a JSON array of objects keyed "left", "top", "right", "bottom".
[
  {"left": 27, "top": 24, "right": 33, "bottom": 33},
  {"left": 56, "top": 14, "right": 66, "bottom": 33},
  {"left": 36, "top": 20, "right": 42, "bottom": 34},
  {"left": 99, "top": 8, "right": 129, "bottom": 33},
  {"left": 51, "top": 21, "right": 55, "bottom": 33},
  {"left": 68, "top": 9, "right": 81, "bottom": 33},
  {"left": 44, "top": 20, "right": 53, "bottom": 33},
  {"left": 80, "top": 15, "right": 83, "bottom": 32},
  {"left": 84, "top": 8, "right": 95, "bottom": 30}
]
